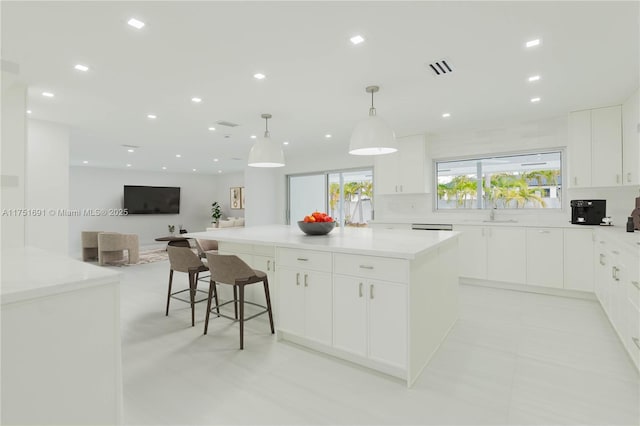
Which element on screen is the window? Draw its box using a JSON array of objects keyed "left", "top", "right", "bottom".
[
  {"left": 287, "top": 168, "right": 373, "bottom": 226},
  {"left": 436, "top": 151, "right": 562, "bottom": 210}
]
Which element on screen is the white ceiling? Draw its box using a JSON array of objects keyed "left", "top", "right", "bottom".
[{"left": 2, "top": 1, "right": 638, "bottom": 175}]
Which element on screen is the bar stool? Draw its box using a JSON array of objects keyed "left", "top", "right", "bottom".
[
  {"left": 204, "top": 253, "right": 275, "bottom": 349},
  {"left": 166, "top": 246, "right": 210, "bottom": 326}
]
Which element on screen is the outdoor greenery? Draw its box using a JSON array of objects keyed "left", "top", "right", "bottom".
[
  {"left": 329, "top": 181, "right": 373, "bottom": 225},
  {"left": 437, "top": 169, "right": 560, "bottom": 209}
]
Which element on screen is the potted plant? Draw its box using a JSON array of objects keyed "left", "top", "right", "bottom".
[{"left": 211, "top": 202, "right": 222, "bottom": 227}]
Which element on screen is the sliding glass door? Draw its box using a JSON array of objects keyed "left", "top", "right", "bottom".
[{"left": 288, "top": 168, "right": 373, "bottom": 227}]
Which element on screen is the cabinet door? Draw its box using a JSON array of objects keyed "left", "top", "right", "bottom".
[
  {"left": 622, "top": 89, "right": 639, "bottom": 185},
  {"left": 368, "top": 280, "right": 407, "bottom": 368},
  {"left": 454, "top": 225, "right": 487, "bottom": 279},
  {"left": 563, "top": 228, "right": 595, "bottom": 292},
  {"left": 568, "top": 109, "right": 592, "bottom": 188},
  {"left": 302, "top": 270, "right": 333, "bottom": 345},
  {"left": 253, "top": 255, "right": 276, "bottom": 316},
  {"left": 374, "top": 152, "right": 401, "bottom": 195},
  {"left": 594, "top": 239, "right": 609, "bottom": 307},
  {"left": 626, "top": 301, "right": 640, "bottom": 370},
  {"left": 487, "top": 227, "right": 526, "bottom": 284},
  {"left": 526, "top": 228, "right": 563, "bottom": 288},
  {"left": 276, "top": 267, "right": 305, "bottom": 336},
  {"left": 591, "top": 105, "right": 622, "bottom": 187},
  {"left": 398, "top": 135, "right": 428, "bottom": 194},
  {"left": 332, "top": 275, "right": 367, "bottom": 357}
]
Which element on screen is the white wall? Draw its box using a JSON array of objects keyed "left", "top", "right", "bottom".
[
  {"left": 244, "top": 166, "right": 283, "bottom": 226},
  {"left": 1, "top": 73, "right": 27, "bottom": 249},
  {"left": 26, "top": 119, "right": 70, "bottom": 252},
  {"left": 212, "top": 172, "right": 244, "bottom": 220},
  {"left": 69, "top": 167, "right": 219, "bottom": 255}
]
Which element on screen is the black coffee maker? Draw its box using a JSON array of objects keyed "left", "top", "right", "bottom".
[{"left": 570, "top": 200, "right": 606, "bottom": 225}]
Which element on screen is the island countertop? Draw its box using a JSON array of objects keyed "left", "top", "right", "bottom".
[{"left": 186, "top": 225, "right": 458, "bottom": 260}]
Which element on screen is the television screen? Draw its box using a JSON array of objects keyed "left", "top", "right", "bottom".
[{"left": 124, "top": 185, "right": 180, "bottom": 214}]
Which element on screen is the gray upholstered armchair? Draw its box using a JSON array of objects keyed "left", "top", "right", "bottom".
[{"left": 97, "top": 232, "right": 139, "bottom": 265}]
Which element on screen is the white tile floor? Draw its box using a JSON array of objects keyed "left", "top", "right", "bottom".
[{"left": 117, "top": 260, "right": 639, "bottom": 425}]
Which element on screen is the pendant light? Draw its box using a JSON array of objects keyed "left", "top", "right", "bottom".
[
  {"left": 349, "top": 85, "right": 398, "bottom": 155},
  {"left": 248, "top": 113, "right": 285, "bottom": 167}
]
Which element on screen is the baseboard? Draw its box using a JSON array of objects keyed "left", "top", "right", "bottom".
[{"left": 460, "top": 277, "right": 597, "bottom": 300}]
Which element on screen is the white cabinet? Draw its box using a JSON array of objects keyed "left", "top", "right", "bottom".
[
  {"left": 276, "top": 248, "right": 332, "bottom": 345},
  {"left": 563, "top": 228, "right": 595, "bottom": 292},
  {"left": 568, "top": 105, "right": 623, "bottom": 188},
  {"left": 332, "top": 253, "right": 408, "bottom": 368},
  {"left": 374, "top": 134, "right": 430, "bottom": 195},
  {"left": 526, "top": 228, "right": 563, "bottom": 288},
  {"left": 453, "top": 225, "right": 525, "bottom": 284},
  {"left": 486, "top": 227, "right": 526, "bottom": 284},
  {"left": 622, "top": 89, "right": 640, "bottom": 185}
]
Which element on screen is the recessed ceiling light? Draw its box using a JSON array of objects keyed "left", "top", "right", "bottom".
[
  {"left": 83, "top": 160, "right": 88, "bottom": 164},
  {"left": 325, "top": 134, "right": 332, "bottom": 139},
  {"left": 176, "top": 154, "right": 181, "bottom": 158},
  {"left": 442, "top": 113, "right": 451, "bottom": 118},
  {"left": 218, "top": 170, "right": 222, "bottom": 174},
  {"left": 147, "top": 114, "right": 157, "bottom": 119},
  {"left": 250, "top": 135, "right": 257, "bottom": 139},
  {"left": 253, "top": 73, "right": 266, "bottom": 80},
  {"left": 530, "top": 97, "right": 541, "bottom": 103},
  {"left": 127, "top": 18, "right": 145, "bottom": 29},
  {"left": 42, "top": 92, "right": 54, "bottom": 97},
  {"left": 525, "top": 38, "right": 541, "bottom": 48},
  {"left": 127, "top": 149, "right": 134, "bottom": 153},
  {"left": 213, "top": 158, "right": 219, "bottom": 162},
  {"left": 191, "top": 97, "right": 202, "bottom": 103},
  {"left": 528, "top": 75, "right": 541, "bottom": 82},
  {"left": 350, "top": 35, "right": 365, "bottom": 45},
  {"left": 192, "top": 168, "right": 197, "bottom": 172},
  {"left": 208, "top": 127, "right": 216, "bottom": 131},
  {"left": 126, "top": 164, "right": 132, "bottom": 167},
  {"left": 26, "top": 110, "right": 32, "bottom": 114},
  {"left": 283, "top": 141, "right": 289, "bottom": 145},
  {"left": 162, "top": 166, "right": 167, "bottom": 170},
  {"left": 74, "top": 64, "right": 89, "bottom": 72}
]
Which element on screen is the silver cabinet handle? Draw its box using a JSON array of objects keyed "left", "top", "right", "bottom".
[
  {"left": 267, "top": 260, "right": 271, "bottom": 271},
  {"left": 612, "top": 266, "right": 620, "bottom": 282},
  {"left": 633, "top": 337, "right": 640, "bottom": 350},
  {"left": 399, "top": 184, "right": 403, "bottom": 192},
  {"left": 359, "top": 265, "right": 374, "bottom": 270},
  {"left": 358, "top": 282, "right": 363, "bottom": 298},
  {"left": 296, "top": 272, "right": 300, "bottom": 286},
  {"left": 304, "top": 273, "right": 308, "bottom": 287},
  {"left": 297, "top": 257, "right": 308, "bottom": 261},
  {"left": 627, "top": 172, "right": 632, "bottom": 183},
  {"left": 599, "top": 253, "right": 606, "bottom": 266},
  {"left": 539, "top": 230, "right": 550, "bottom": 234},
  {"left": 272, "top": 260, "right": 275, "bottom": 271},
  {"left": 370, "top": 284, "right": 374, "bottom": 299},
  {"left": 632, "top": 281, "right": 640, "bottom": 291}
]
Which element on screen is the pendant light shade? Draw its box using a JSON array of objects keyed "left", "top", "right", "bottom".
[
  {"left": 349, "top": 85, "right": 398, "bottom": 155},
  {"left": 248, "top": 113, "right": 285, "bottom": 168}
]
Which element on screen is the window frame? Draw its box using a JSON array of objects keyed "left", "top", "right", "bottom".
[{"left": 432, "top": 148, "right": 566, "bottom": 213}]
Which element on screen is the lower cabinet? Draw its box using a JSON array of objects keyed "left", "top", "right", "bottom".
[
  {"left": 487, "top": 227, "right": 526, "bottom": 284},
  {"left": 563, "top": 228, "right": 595, "bottom": 292},
  {"left": 277, "top": 267, "right": 332, "bottom": 345},
  {"left": 526, "top": 228, "right": 563, "bottom": 288},
  {"left": 333, "top": 275, "right": 407, "bottom": 368}
]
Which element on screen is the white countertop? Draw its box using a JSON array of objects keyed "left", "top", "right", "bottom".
[
  {"left": 595, "top": 226, "right": 640, "bottom": 252},
  {"left": 1, "top": 247, "right": 122, "bottom": 305},
  {"left": 186, "top": 225, "right": 458, "bottom": 260}
]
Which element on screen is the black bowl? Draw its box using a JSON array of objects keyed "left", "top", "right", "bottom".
[{"left": 297, "top": 221, "right": 336, "bottom": 235}]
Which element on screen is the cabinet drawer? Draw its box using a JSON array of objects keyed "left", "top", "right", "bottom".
[
  {"left": 253, "top": 244, "right": 275, "bottom": 257},
  {"left": 218, "top": 242, "right": 252, "bottom": 254},
  {"left": 333, "top": 253, "right": 409, "bottom": 283},
  {"left": 277, "top": 248, "right": 332, "bottom": 272}
]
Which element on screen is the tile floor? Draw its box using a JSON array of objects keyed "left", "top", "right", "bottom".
[{"left": 118, "top": 260, "right": 639, "bottom": 425}]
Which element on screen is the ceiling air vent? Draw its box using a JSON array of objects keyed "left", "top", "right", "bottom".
[
  {"left": 216, "top": 120, "right": 240, "bottom": 128},
  {"left": 427, "top": 59, "right": 453, "bottom": 76}
]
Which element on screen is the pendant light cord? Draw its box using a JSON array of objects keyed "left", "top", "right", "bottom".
[
  {"left": 369, "top": 90, "right": 377, "bottom": 117},
  {"left": 264, "top": 116, "right": 270, "bottom": 137}
]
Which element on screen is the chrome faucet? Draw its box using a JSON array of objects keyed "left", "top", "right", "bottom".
[{"left": 489, "top": 207, "right": 496, "bottom": 221}]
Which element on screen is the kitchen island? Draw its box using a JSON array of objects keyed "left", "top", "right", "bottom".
[{"left": 186, "top": 225, "right": 459, "bottom": 386}]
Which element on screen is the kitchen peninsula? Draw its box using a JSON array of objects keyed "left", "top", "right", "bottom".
[{"left": 186, "top": 225, "right": 459, "bottom": 386}]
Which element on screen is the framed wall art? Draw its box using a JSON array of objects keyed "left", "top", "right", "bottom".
[{"left": 230, "top": 187, "right": 242, "bottom": 209}]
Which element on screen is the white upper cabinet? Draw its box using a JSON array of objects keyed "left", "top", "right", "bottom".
[
  {"left": 374, "top": 134, "right": 430, "bottom": 195},
  {"left": 622, "top": 89, "right": 640, "bottom": 186},
  {"left": 568, "top": 105, "right": 624, "bottom": 188}
]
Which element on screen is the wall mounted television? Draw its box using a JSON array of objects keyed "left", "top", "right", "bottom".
[{"left": 123, "top": 185, "right": 180, "bottom": 214}]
